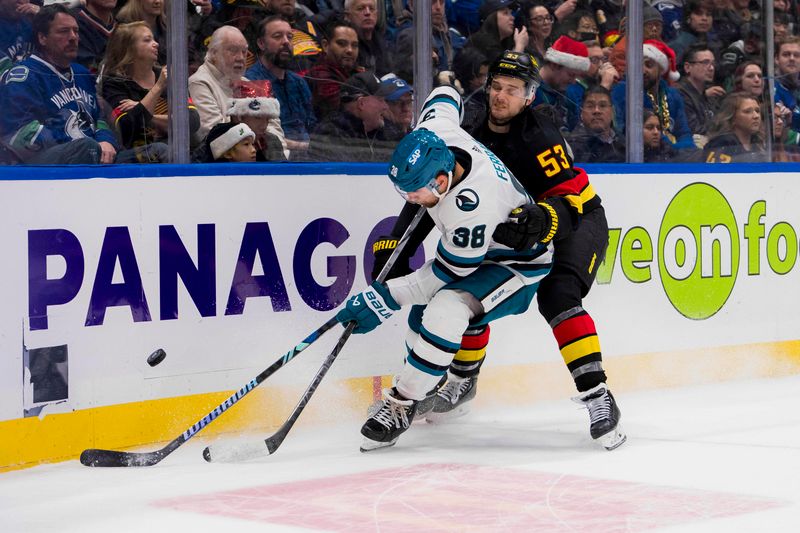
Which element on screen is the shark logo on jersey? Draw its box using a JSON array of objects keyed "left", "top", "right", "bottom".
[{"left": 455, "top": 189, "right": 479, "bottom": 212}]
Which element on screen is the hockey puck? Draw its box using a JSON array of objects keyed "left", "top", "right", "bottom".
[{"left": 147, "top": 348, "right": 166, "bottom": 367}]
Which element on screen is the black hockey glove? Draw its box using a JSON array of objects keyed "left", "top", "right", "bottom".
[
  {"left": 493, "top": 202, "right": 558, "bottom": 252},
  {"left": 371, "top": 235, "right": 412, "bottom": 281}
]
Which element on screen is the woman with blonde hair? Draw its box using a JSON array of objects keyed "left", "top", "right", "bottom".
[
  {"left": 116, "top": 0, "right": 167, "bottom": 65},
  {"left": 703, "top": 92, "right": 766, "bottom": 163},
  {"left": 100, "top": 22, "right": 198, "bottom": 152}
]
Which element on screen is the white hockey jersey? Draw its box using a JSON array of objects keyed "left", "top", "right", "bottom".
[{"left": 387, "top": 86, "right": 553, "bottom": 307}]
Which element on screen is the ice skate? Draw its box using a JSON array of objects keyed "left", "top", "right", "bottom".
[
  {"left": 572, "top": 383, "right": 626, "bottom": 450},
  {"left": 360, "top": 388, "right": 417, "bottom": 452},
  {"left": 425, "top": 374, "right": 478, "bottom": 423},
  {"left": 368, "top": 375, "right": 443, "bottom": 420},
  {"left": 413, "top": 374, "right": 448, "bottom": 418}
]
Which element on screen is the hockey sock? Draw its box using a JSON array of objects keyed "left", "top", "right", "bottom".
[
  {"left": 551, "top": 307, "right": 607, "bottom": 392},
  {"left": 449, "top": 324, "right": 490, "bottom": 378}
]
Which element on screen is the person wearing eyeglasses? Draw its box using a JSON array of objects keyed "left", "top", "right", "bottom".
[
  {"left": 677, "top": 43, "right": 724, "bottom": 149},
  {"left": 566, "top": 39, "right": 619, "bottom": 116},
  {"left": 381, "top": 74, "right": 415, "bottom": 140},
  {"left": 567, "top": 85, "right": 625, "bottom": 162},
  {"left": 521, "top": 0, "right": 555, "bottom": 64},
  {"left": 561, "top": 9, "right": 601, "bottom": 44}
]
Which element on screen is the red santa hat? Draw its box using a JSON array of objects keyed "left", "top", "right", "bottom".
[
  {"left": 544, "top": 36, "right": 591, "bottom": 72},
  {"left": 643, "top": 39, "right": 680, "bottom": 82},
  {"left": 227, "top": 80, "right": 281, "bottom": 118}
]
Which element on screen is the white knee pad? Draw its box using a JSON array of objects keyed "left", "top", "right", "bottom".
[{"left": 397, "top": 290, "right": 479, "bottom": 400}]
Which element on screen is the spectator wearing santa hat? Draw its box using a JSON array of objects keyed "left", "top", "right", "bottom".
[
  {"left": 610, "top": 39, "right": 695, "bottom": 151},
  {"left": 532, "top": 35, "right": 591, "bottom": 131}
]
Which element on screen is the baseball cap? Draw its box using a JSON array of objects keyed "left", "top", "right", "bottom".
[
  {"left": 340, "top": 72, "right": 395, "bottom": 103},
  {"left": 479, "top": 0, "right": 519, "bottom": 22},
  {"left": 380, "top": 74, "right": 413, "bottom": 102}
]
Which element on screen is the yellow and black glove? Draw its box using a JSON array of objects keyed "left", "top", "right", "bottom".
[
  {"left": 493, "top": 201, "right": 559, "bottom": 251},
  {"left": 371, "top": 235, "right": 412, "bottom": 281}
]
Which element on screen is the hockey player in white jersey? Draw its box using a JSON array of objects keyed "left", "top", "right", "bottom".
[{"left": 335, "top": 85, "right": 555, "bottom": 451}]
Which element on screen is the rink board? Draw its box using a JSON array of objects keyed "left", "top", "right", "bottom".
[{"left": 1, "top": 162, "right": 799, "bottom": 469}]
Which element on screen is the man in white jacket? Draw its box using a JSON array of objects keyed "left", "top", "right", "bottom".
[{"left": 189, "top": 25, "right": 287, "bottom": 156}]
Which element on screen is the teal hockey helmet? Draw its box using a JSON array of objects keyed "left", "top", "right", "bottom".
[{"left": 388, "top": 129, "right": 455, "bottom": 196}]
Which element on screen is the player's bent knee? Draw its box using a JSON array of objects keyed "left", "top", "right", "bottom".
[{"left": 537, "top": 273, "right": 584, "bottom": 322}]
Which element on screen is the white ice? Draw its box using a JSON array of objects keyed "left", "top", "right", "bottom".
[{"left": 1, "top": 375, "right": 799, "bottom": 532}]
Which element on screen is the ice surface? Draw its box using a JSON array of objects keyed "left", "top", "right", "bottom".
[{"left": 1, "top": 375, "right": 799, "bottom": 532}]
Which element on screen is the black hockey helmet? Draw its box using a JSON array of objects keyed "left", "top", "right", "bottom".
[{"left": 486, "top": 50, "right": 541, "bottom": 98}]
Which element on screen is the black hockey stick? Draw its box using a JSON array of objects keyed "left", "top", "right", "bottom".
[
  {"left": 81, "top": 205, "right": 425, "bottom": 467},
  {"left": 203, "top": 205, "right": 427, "bottom": 462},
  {"left": 79, "top": 316, "right": 341, "bottom": 467},
  {"left": 202, "top": 322, "right": 357, "bottom": 462}
]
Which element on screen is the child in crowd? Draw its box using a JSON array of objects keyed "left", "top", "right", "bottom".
[{"left": 205, "top": 122, "right": 257, "bottom": 162}]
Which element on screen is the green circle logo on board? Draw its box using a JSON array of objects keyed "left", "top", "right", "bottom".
[{"left": 658, "top": 183, "right": 739, "bottom": 319}]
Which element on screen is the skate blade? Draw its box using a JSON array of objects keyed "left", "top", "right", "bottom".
[
  {"left": 360, "top": 436, "right": 398, "bottom": 453},
  {"left": 596, "top": 424, "right": 627, "bottom": 451},
  {"left": 414, "top": 398, "right": 436, "bottom": 420},
  {"left": 425, "top": 404, "right": 471, "bottom": 424}
]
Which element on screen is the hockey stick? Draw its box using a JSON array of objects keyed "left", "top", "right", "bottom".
[
  {"left": 80, "top": 205, "right": 425, "bottom": 467},
  {"left": 203, "top": 205, "right": 427, "bottom": 462},
  {"left": 79, "top": 317, "right": 340, "bottom": 467}
]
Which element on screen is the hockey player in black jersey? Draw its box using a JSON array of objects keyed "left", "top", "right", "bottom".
[{"left": 372, "top": 50, "right": 625, "bottom": 450}]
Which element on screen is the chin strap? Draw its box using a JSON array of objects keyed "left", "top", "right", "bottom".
[{"left": 431, "top": 170, "right": 453, "bottom": 199}]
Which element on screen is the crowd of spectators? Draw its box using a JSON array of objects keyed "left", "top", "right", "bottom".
[{"left": 1, "top": 0, "right": 799, "bottom": 165}]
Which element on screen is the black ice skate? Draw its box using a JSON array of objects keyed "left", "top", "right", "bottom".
[
  {"left": 572, "top": 382, "right": 626, "bottom": 450},
  {"left": 369, "top": 375, "right": 444, "bottom": 420},
  {"left": 425, "top": 374, "right": 478, "bottom": 423},
  {"left": 414, "top": 374, "right": 449, "bottom": 418},
  {"left": 360, "top": 388, "right": 417, "bottom": 452}
]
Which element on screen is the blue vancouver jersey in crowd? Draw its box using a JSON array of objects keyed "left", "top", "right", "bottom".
[
  {"left": 0, "top": 54, "right": 117, "bottom": 158},
  {"left": 0, "top": 15, "right": 33, "bottom": 77}
]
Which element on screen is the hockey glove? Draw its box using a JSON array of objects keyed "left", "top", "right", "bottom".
[
  {"left": 371, "top": 235, "right": 412, "bottom": 281},
  {"left": 493, "top": 202, "right": 558, "bottom": 252},
  {"left": 336, "top": 281, "right": 401, "bottom": 334}
]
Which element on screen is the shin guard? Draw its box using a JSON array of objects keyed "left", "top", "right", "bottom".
[{"left": 551, "top": 307, "right": 607, "bottom": 392}]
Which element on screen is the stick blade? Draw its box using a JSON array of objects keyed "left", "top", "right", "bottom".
[
  {"left": 80, "top": 448, "right": 161, "bottom": 467},
  {"left": 202, "top": 439, "right": 272, "bottom": 463}
]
